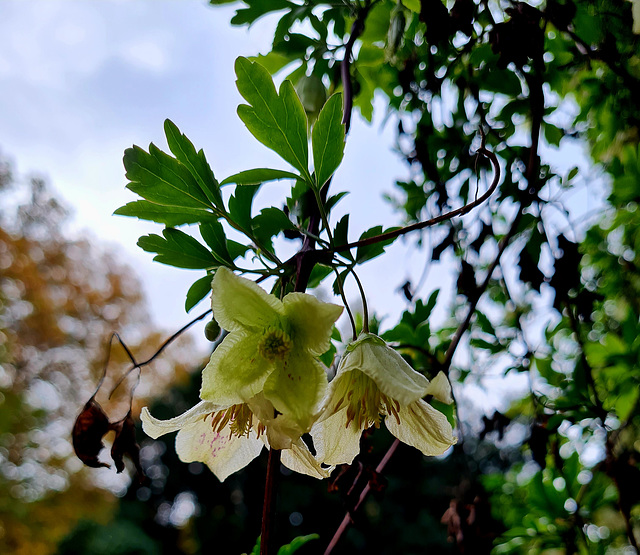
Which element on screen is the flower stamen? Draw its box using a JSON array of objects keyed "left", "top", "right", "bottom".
[
  {"left": 337, "top": 372, "right": 400, "bottom": 431},
  {"left": 209, "top": 404, "right": 264, "bottom": 438},
  {"left": 258, "top": 326, "right": 293, "bottom": 361}
]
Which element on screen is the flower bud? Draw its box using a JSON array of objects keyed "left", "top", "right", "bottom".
[
  {"left": 295, "top": 74, "right": 327, "bottom": 123},
  {"left": 204, "top": 319, "right": 221, "bottom": 341}
]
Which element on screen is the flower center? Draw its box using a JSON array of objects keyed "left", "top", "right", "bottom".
[
  {"left": 209, "top": 404, "right": 265, "bottom": 439},
  {"left": 258, "top": 326, "right": 293, "bottom": 362},
  {"left": 333, "top": 371, "right": 401, "bottom": 431}
]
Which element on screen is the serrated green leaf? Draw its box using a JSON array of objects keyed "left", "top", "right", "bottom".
[
  {"left": 228, "top": 185, "right": 259, "bottom": 231},
  {"left": 249, "top": 51, "right": 295, "bottom": 74},
  {"left": 312, "top": 93, "right": 345, "bottom": 188},
  {"left": 228, "top": 240, "right": 250, "bottom": 260},
  {"left": 235, "top": 57, "right": 310, "bottom": 178},
  {"left": 221, "top": 168, "right": 299, "bottom": 186},
  {"left": 124, "top": 144, "right": 211, "bottom": 209},
  {"left": 185, "top": 275, "right": 213, "bottom": 312},
  {"left": 334, "top": 214, "right": 353, "bottom": 259},
  {"left": 114, "top": 200, "right": 216, "bottom": 227},
  {"left": 252, "top": 207, "right": 296, "bottom": 247},
  {"left": 138, "top": 228, "right": 217, "bottom": 269},
  {"left": 230, "top": 0, "right": 292, "bottom": 26},
  {"left": 200, "top": 221, "right": 232, "bottom": 265},
  {"left": 164, "top": 119, "right": 224, "bottom": 209}
]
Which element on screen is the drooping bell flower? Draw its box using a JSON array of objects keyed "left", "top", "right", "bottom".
[
  {"left": 312, "top": 333, "right": 456, "bottom": 466},
  {"left": 141, "top": 393, "right": 331, "bottom": 482}
]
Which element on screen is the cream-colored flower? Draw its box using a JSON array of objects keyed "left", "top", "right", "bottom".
[
  {"left": 200, "top": 267, "right": 343, "bottom": 433},
  {"left": 311, "top": 333, "right": 457, "bottom": 466},
  {"left": 141, "top": 394, "right": 331, "bottom": 482}
]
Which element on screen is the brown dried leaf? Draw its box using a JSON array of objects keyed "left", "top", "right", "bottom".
[
  {"left": 110, "top": 412, "right": 146, "bottom": 482},
  {"left": 72, "top": 399, "right": 111, "bottom": 469}
]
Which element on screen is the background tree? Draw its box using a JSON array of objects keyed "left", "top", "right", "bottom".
[{"left": 0, "top": 155, "right": 199, "bottom": 555}]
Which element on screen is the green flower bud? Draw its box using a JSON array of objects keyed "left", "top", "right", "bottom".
[
  {"left": 295, "top": 75, "right": 327, "bottom": 123},
  {"left": 204, "top": 319, "right": 221, "bottom": 342}
]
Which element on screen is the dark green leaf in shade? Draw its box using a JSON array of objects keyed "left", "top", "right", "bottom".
[
  {"left": 200, "top": 221, "right": 232, "bottom": 265},
  {"left": 333, "top": 214, "right": 353, "bottom": 260},
  {"left": 235, "top": 57, "right": 309, "bottom": 178},
  {"left": 228, "top": 184, "right": 259, "bottom": 231},
  {"left": 114, "top": 200, "right": 216, "bottom": 227},
  {"left": 312, "top": 93, "right": 345, "bottom": 188},
  {"left": 185, "top": 274, "right": 213, "bottom": 312},
  {"left": 356, "top": 225, "right": 400, "bottom": 263},
  {"left": 252, "top": 207, "right": 296, "bottom": 247},
  {"left": 325, "top": 191, "right": 348, "bottom": 213},
  {"left": 228, "top": 240, "right": 250, "bottom": 260},
  {"left": 137, "top": 228, "right": 217, "bottom": 269},
  {"left": 164, "top": 119, "right": 224, "bottom": 209},
  {"left": 228, "top": 0, "right": 292, "bottom": 26},
  {"left": 220, "top": 168, "right": 299, "bottom": 186},
  {"left": 306, "top": 263, "right": 333, "bottom": 289},
  {"left": 123, "top": 144, "right": 211, "bottom": 209}
]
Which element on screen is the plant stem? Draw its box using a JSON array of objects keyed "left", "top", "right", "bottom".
[{"left": 260, "top": 448, "right": 282, "bottom": 555}]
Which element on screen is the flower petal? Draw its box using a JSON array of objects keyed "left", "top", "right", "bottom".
[
  {"left": 425, "top": 371, "right": 454, "bottom": 404},
  {"left": 282, "top": 293, "right": 343, "bottom": 356},
  {"left": 175, "top": 416, "right": 264, "bottom": 482},
  {"left": 310, "top": 409, "right": 362, "bottom": 466},
  {"left": 211, "top": 267, "right": 283, "bottom": 333},
  {"left": 200, "top": 331, "right": 272, "bottom": 405},
  {"left": 140, "top": 401, "right": 220, "bottom": 439},
  {"left": 280, "top": 439, "right": 334, "bottom": 479},
  {"left": 340, "top": 333, "right": 429, "bottom": 405},
  {"left": 384, "top": 399, "right": 456, "bottom": 456},
  {"left": 263, "top": 349, "right": 328, "bottom": 431}
]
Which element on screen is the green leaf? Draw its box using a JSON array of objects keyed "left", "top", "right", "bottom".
[
  {"left": 229, "top": 0, "right": 292, "bottom": 26},
  {"left": 307, "top": 263, "right": 333, "bottom": 288},
  {"left": 228, "top": 240, "right": 250, "bottom": 260},
  {"left": 249, "top": 51, "right": 295, "bottom": 74},
  {"left": 235, "top": 57, "right": 310, "bottom": 178},
  {"left": 185, "top": 275, "right": 213, "bottom": 312},
  {"left": 124, "top": 144, "right": 211, "bottom": 209},
  {"left": 164, "top": 119, "right": 224, "bottom": 209},
  {"left": 312, "top": 93, "right": 345, "bottom": 188},
  {"left": 277, "top": 534, "right": 320, "bottom": 555},
  {"left": 114, "top": 200, "right": 216, "bottom": 227},
  {"left": 543, "top": 122, "right": 564, "bottom": 147},
  {"left": 252, "top": 207, "right": 296, "bottom": 246},
  {"left": 200, "top": 221, "right": 233, "bottom": 265},
  {"left": 356, "top": 226, "right": 399, "bottom": 263},
  {"left": 221, "top": 168, "right": 299, "bottom": 186},
  {"left": 228, "top": 185, "right": 259, "bottom": 231},
  {"left": 334, "top": 214, "right": 353, "bottom": 259},
  {"left": 137, "top": 228, "right": 217, "bottom": 269}
]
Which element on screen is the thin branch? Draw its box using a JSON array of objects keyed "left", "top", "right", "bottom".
[
  {"left": 324, "top": 439, "right": 400, "bottom": 555},
  {"left": 107, "top": 309, "right": 212, "bottom": 399},
  {"left": 331, "top": 140, "right": 500, "bottom": 253}
]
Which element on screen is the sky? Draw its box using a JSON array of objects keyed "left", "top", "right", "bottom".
[{"left": 0, "top": 1, "right": 607, "bottom": 418}]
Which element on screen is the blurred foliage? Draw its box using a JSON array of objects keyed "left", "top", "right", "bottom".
[{"left": 0, "top": 157, "right": 199, "bottom": 554}]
